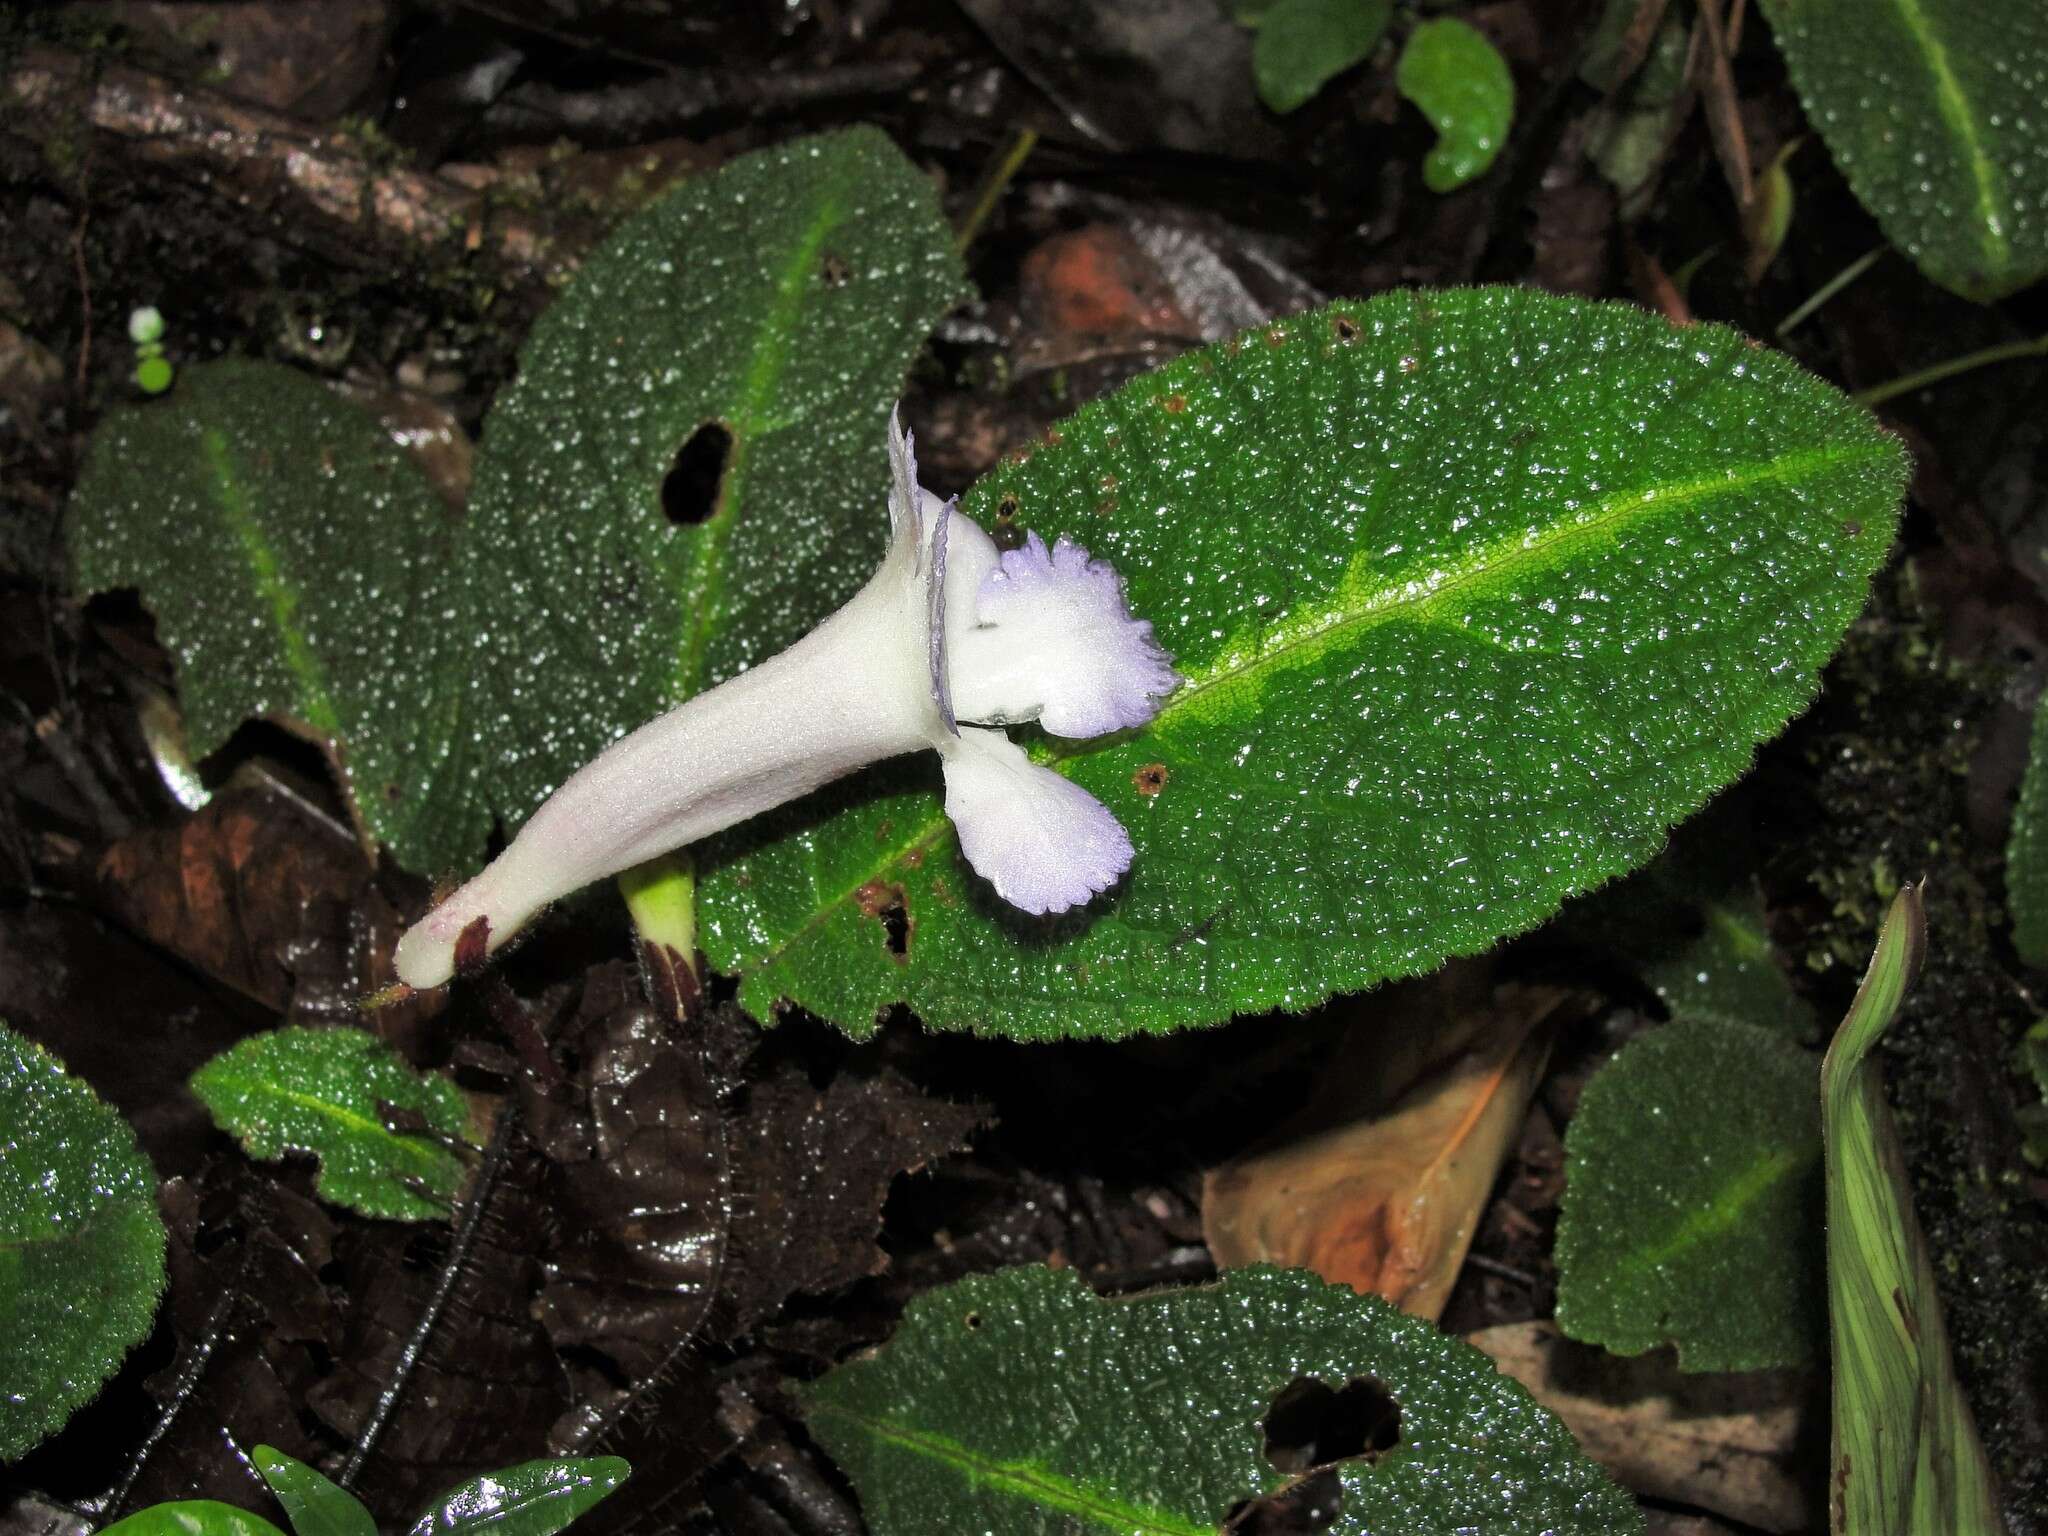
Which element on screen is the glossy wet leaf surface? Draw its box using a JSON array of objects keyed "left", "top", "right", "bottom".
[
  {"left": 66, "top": 359, "right": 482, "bottom": 875},
  {"left": 0, "top": 1022, "right": 168, "bottom": 1461},
  {"left": 100, "top": 1504, "right": 289, "bottom": 1536},
  {"left": 802, "top": 1263, "right": 1640, "bottom": 1535},
  {"left": 254, "top": 1446, "right": 378, "bottom": 1536},
  {"left": 1555, "top": 1020, "right": 1823, "bottom": 1371},
  {"left": 189, "top": 1027, "right": 472, "bottom": 1221},
  {"left": 700, "top": 287, "right": 1907, "bottom": 1040},
  {"left": 1757, "top": 0, "right": 2048, "bottom": 301},
  {"left": 1249, "top": 0, "right": 1392, "bottom": 115},
  {"left": 404, "top": 1457, "right": 630, "bottom": 1536},
  {"left": 462, "top": 126, "right": 968, "bottom": 833},
  {"left": 1396, "top": 18, "right": 1516, "bottom": 192},
  {"left": 1823, "top": 886, "right": 2004, "bottom": 1533}
]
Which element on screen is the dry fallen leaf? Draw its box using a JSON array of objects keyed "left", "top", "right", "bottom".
[
  {"left": 1466, "top": 1319, "right": 1819, "bottom": 1534},
  {"left": 1202, "top": 969, "right": 1581, "bottom": 1320}
]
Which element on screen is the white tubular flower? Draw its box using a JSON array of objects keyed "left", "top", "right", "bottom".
[{"left": 393, "top": 408, "right": 1179, "bottom": 989}]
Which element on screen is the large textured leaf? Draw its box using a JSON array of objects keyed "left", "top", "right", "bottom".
[
  {"left": 189, "top": 1027, "right": 472, "bottom": 1221},
  {"left": 700, "top": 287, "right": 1908, "bottom": 1039},
  {"left": 802, "top": 1264, "right": 1640, "bottom": 1535},
  {"left": 1822, "top": 885, "right": 2004, "bottom": 1533},
  {"left": 1554, "top": 1020, "right": 1823, "bottom": 1371},
  {"left": 1758, "top": 0, "right": 2048, "bottom": 301},
  {"left": 0, "top": 1022, "right": 168, "bottom": 1460},
  {"left": 405, "top": 1458, "right": 630, "bottom": 1536},
  {"left": 463, "top": 127, "right": 967, "bottom": 831},
  {"left": 67, "top": 360, "right": 482, "bottom": 874}
]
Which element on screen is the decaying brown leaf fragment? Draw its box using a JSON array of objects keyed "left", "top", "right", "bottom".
[
  {"left": 1203, "top": 969, "right": 1585, "bottom": 1321},
  {"left": 1466, "top": 1320, "right": 1819, "bottom": 1534}
]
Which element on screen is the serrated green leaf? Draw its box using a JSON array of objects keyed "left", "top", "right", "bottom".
[
  {"left": 802, "top": 1264, "right": 1639, "bottom": 1536},
  {"left": 1823, "top": 886, "right": 2005, "bottom": 1534},
  {"left": 0, "top": 1021, "right": 168, "bottom": 1461},
  {"left": 1250, "top": 0, "right": 1392, "bottom": 114},
  {"left": 462, "top": 126, "right": 968, "bottom": 838},
  {"left": 1644, "top": 884, "right": 1812, "bottom": 1037},
  {"left": 699, "top": 287, "right": 1908, "bottom": 1040},
  {"left": 1568, "top": 820, "right": 1818, "bottom": 1038},
  {"left": 99, "top": 1505, "right": 289, "bottom": 1536},
  {"left": 2006, "top": 693, "right": 2048, "bottom": 966},
  {"left": 66, "top": 359, "right": 484, "bottom": 875},
  {"left": 189, "top": 1027, "right": 471, "bottom": 1221},
  {"left": 405, "top": 1457, "right": 631, "bottom": 1536},
  {"left": 1396, "top": 18, "right": 1515, "bottom": 192},
  {"left": 253, "top": 1446, "right": 377, "bottom": 1536},
  {"left": 1555, "top": 1020, "right": 1823, "bottom": 1371},
  {"left": 1757, "top": 0, "right": 2048, "bottom": 301}
]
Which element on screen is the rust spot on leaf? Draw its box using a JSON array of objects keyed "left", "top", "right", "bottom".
[
  {"left": 1162, "top": 393, "right": 1187, "bottom": 413},
  {"left": 856, "top": 879, "right": 911, "bottom": 961},
  {"left": 1133, "top": 762, "right": 1169, "bottom": 795}
]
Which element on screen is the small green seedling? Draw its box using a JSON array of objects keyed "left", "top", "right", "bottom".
[{"left": 128, "top": 305, "right": 174, "bottom": 394}]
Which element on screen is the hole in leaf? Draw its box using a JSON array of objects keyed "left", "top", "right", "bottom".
[
  {"left": 962, "top": 1310, "right": 983, "bottom": 1330},
  {"left": 1223, "top": 1468, "right": 1343, "bottom": 1535},
  {"left": 1261, "top": 1375, "right": 1401, "bottom": 1474},
  {"left": 856, "top": 879, "right": 911, "bottom": 961},
  {"left": 661, "top": 421, "right": 732, "bottom": 526}
]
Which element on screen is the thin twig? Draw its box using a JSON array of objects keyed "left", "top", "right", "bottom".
[
  {"left": 7, "top": 48, "right": 565, "bottom": 287},
  {"left": 101, "top": 1282, "right": 241, "bottom": 1519},
  {"left": 480, "top": 58, "right": 925, "bottom": 145},
  {"left": 1855, "top": 334, "right": 2048, "bottom": 409},
  {"left": 954, "top": 127, "right": 1039, "bottom": 257},
  {"left": 1692, "top": 0, "right": 1752, "bottom": 212},
  {"left": 339, "top": 1101, "right": 520, "bottom": 1489},
  {"left": 1776, "top": 244, "right": 1883, "bottom": 336}
]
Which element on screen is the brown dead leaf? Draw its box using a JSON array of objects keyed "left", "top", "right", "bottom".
[
  {"left": 1203, "top": 969, "right": 1586, "bottom": 1320},
  {"left": 91, "top": 779, "right": 435, "bottom": 1036},
  {"left": 1466, "top": 1320, "right": 1820, "bottom": 1534}
]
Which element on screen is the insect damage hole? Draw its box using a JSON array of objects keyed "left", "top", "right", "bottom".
[
  {"left": 661, "top": 421, "right": 733, "bottom": 526},
  {"left": 1261, "top": 1375, "right": 1401, "bottom": 1474},
  {"left": 856, "top": 879, "right": 911, "bottom": 961},
  {"left": 1222, "top": 1469, "right": 1343, "bottom": 1535}
]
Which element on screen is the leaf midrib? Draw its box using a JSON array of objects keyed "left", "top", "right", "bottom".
[
  {"left": 209, "top": 1075, "right": 455, "bottom": 1176},
  {"left": 1887, "top": 0, "right": 2010, "bottom": 270},
  {"left": 805, "top": 1407, "right": 1214, "bottom": 1536},
  {"left": 736, "top": 440, "right": 1890, "bottom": 975},
  {"left": 1619, "top": 1141, "right": 1815, "bottom": 1279},
  {"left": 201, "top": 428, "right": 341, "bottom": 736},
  {"left": 670, "top": 189, "right": 851, "bottom": 702}
]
